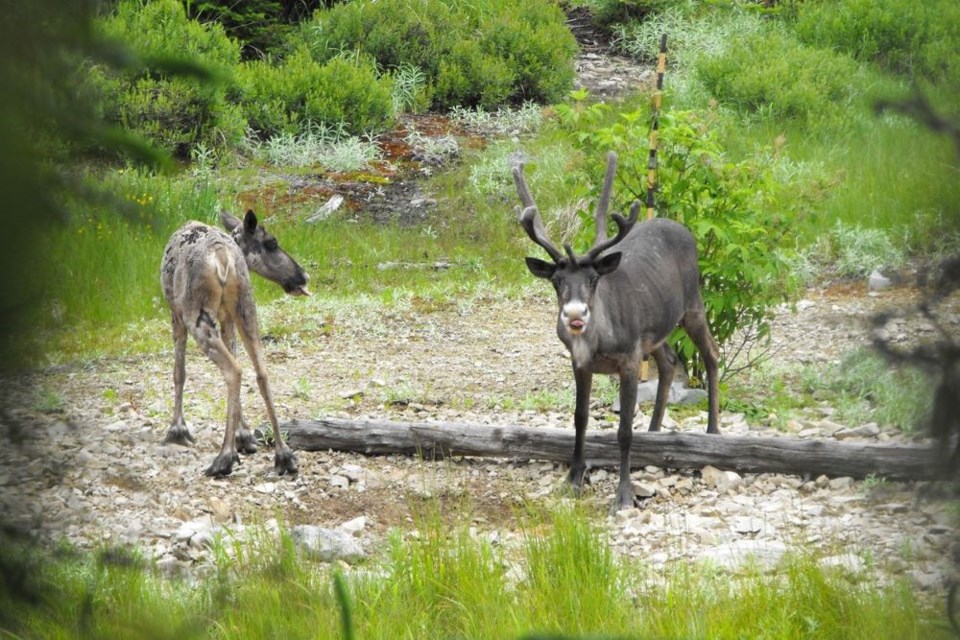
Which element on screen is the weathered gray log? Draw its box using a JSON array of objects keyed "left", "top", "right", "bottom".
[{"left": 283, "top": 417, "right": 939, "bottom": 481}]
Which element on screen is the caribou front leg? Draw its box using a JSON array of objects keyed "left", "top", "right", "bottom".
[
  {"left": 221, "top": 318, "right": 258, "bottom": 454},
  {"left": 568, "top": 366, "right": 593, "bottom": 493},
  {"left": 238, "top": 301, "right": 297, "bottom": 476}
]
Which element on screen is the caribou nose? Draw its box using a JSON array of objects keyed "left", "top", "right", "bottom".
[{"left": 562, "top": 302, "right": 589, "bottom": 333}]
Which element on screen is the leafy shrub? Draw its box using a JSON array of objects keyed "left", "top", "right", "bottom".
[
  {"left": 243, "top": 122, "right": 381, "bottom": 170},
  {"left": 556, "top": 98, "right": 802, "bottom": 379},
  {"left": 791, "top": 0, "right": 960, "bottom": 85},
  {"left": 390, "top": 63, "right": 431, "bottom": 115},
  {"left": 94, "top": 0, "right": 246, "bottom": 156},
  {"left": 612, "top": 5, "right": 765, "bottom": 70},
  {"left": 182, "top": 0, "right": 329, "bottom": 59},
  {"left": 579, "top": 0, "right": 687, "bottom": 30},
  {"left": 296, "top": 0, "right": 577, "bottom": 110},
  {"left": 824, "top": 221, "right": 906, "bottom": 278},
  {"left": 694, "top": 28, "right": 860, "bottom": 128},
  {"left": 237, "top": 46, "right": 394, "bottom": 137}
]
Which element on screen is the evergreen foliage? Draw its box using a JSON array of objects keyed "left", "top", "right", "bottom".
[
  {"left": 791, "top": 0, "right": 960, "bottom": 85},
  {"left": 94, "top": 0, "right": 246, "bottom": 156},
  {"left": 183, "top": 0, "right": 328, "bottom": 58},
  {"left": 297, "top": 0, "right": 578, "bottom": 110},
  {"left": 237, "top": 46, "right": 394, "bottom": 137}
]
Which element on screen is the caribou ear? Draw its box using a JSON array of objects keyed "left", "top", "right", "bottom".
[
  {"left": 525, "top": 257, "right": 556, "bottom": 280},
  {"left": 594, "top": 251, "right": 622, "bottom": 276},
  {"left": 220, "top": 210, "right": 241, "bottom": 232},
  {"left": 243, "top": 209, "right": 259, "bottom": 234}
]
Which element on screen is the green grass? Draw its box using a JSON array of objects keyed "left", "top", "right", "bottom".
[
  {"left": 30, "top": 0, "right": 960, "bottom": 370},
  {"left": 723, "top": 116, "right": 960, "bottom": 257},
  {"left": 2, "top": 503, "right": 947, "bottom": 639},
  {"left": 814, "top": 348, "right": 934, "bottom": 434},
  {"left": 610, "top": 0, "right": 960, "bottom": 261},
  {"left": 725, "top": 346, "right": 935, "bottom": 434}
]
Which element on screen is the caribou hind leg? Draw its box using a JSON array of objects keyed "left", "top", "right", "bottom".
[
  {"left": 647, "top": 343, "right": 678, "bottom": 432},
  {"left": 189, "top": 315, "right": 244, "bottom": 477},
  {"left": 615, "top": 366, "right": 640, "bottom": 510},
  {"left": 163, "top": 312, "right": 195, "bottom": 446},
  {"left": 681, "top": 308, "right": 721, "bottom": 435}
]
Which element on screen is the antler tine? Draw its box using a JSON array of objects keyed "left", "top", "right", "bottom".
[
  {"left": 593, "top": 151, "right": 618, "bottom": 248},
  {"left": 518, "top": 205, "right": 564, "bottom": 263},
  {"left": 512, "top": 163, "right": 537, "bottom": 209},
  {"left": 586, "top": 200, "right": 640, "bottom": 261},
  {"left": 515, "top": 162, "right": 564, "bottom": 263}
]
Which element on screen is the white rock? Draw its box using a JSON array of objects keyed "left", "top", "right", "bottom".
[
  {"left": 820, "top": 554, "right": 866, "bottom": 575},
  {"left": 833, "top": 423, "right": 880, "bottom": 440},
  {"left": 868, "top": 270, "right": 891, "bottom": 292},
  {"left": 732, "top": 516, "right": 765, "bottom": 535},
  {"left": 340, "top": 516, "right": 367, "bottom": 536},
  {"left": 290, "top": 525, "right": 365, "bottom": 563},
  {"left": 828, "top": 477, "right": 855, "bottom": 490},
  {"left": 254, "top": 482, "right": 277, "bottom": 495},
  {"left": 306, "top": 194, "right": 343, "bottom": 224},
  {"left": 698, "top": 540, "right": 788, "bottom": 571},
  {"left": 701, "top": 466, "right": 742, "bottom": 494},
  {"left": 341, "top": 464, "right": 365, "bottom": 483},
  {"left": 632, "top": 482, "right": 657, "bottom": 499}
]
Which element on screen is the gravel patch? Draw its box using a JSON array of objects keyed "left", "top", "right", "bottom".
[{"left": 1, "top": 284, "right": 957, "bottom": 595}]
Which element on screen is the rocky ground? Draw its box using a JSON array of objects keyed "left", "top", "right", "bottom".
[
  {"left": 2, "top": 24, "right": 958, "bottom": 614},
  {"left": 1, "top": 282, "right": 957, "bottom": 597}
]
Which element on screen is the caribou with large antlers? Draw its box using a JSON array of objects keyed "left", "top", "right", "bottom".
[{"left": 515, "top": 152, "right": 720, "bottom": 510}]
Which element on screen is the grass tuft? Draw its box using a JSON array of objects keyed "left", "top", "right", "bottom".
[{"left": 1, "top": 505, "right": 946, "bottom": 638}]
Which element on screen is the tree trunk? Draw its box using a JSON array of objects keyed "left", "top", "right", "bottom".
[{"left": 283, "top": 417, "right": 939, "bottom": 481}]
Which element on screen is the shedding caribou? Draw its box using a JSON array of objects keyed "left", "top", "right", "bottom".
[
  {"left": 515, "top": 151, "right": 720, "bottom": 509},
  {"left": 160, "top": 209, "right": 309, "bottom": 477}
]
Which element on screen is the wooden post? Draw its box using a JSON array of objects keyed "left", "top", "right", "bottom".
[{"left": 641, "top": 33, "right": 668, "bottom": 382}]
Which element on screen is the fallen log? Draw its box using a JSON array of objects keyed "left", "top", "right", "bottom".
[{"left": 283, "top": 417, "right": 939, "bottom": 481}]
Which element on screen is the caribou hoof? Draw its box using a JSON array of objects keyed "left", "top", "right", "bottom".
[
  {"left": 567, "top": 464, "right": 589, "bottom": 493},
  {"left": 274, "top": 449, "right": 298, "bottom": 476},
  {"left": 204, "top": 451, "right": 240, "bottom": 477},
  {"left": 611, "top": 490, "right": 642, "bottom": 514},
  {"left": 163, "top": 424, "right": 195, "bottom": 446},
  {"left": 235, "top": 429, "right": 259, "bottom": 455}
]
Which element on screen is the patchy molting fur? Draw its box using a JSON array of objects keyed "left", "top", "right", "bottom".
[{"left": 159, "top": 210, "right": 308, "bottom": 478}]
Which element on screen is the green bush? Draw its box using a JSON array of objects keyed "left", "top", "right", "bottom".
[
  {"left": 792, "top": 0, "right": 960, "bottom": 85},
  {"left": 297, "top": 0, "right": 577, "bottom": 110},
  {"left": 694, "top": 28, "right": 860, "bottom": 128},
  {"left": 182, "top": 0, "right": 328, "bottom": 59},
  {"left": 94, "top": 0, "right": 246, "bottom": 155},
  {"left": 237, "top": 46, "right": 394, "bottom": 137},
  {"left": 577, "top": 0, "right": 686, "bottom": 30},
  {"left": 556, "top": 98, "right": 801, "bottom": 379}
]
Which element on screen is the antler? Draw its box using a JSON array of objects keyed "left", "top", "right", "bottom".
[
  {"left": 593, "top": 151, "right": 618, "bottom": 248},
  {"left": 586, "top": 200, "right": 640, "bottom": 261},
  {"left": 514, "top": 163, "right": 564, "bottom": 263}
]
